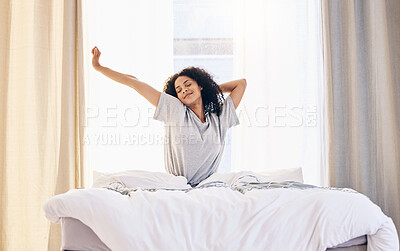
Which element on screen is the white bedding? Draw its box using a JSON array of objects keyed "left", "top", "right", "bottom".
[{"left": 43, "top": 172, "right": 399, "bottom": 251}]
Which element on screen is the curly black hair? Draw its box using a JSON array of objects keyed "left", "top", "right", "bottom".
[{"left": 163, "top": 67, "right": 225, "bottom": 116}]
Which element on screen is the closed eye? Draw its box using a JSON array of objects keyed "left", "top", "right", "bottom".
[{"left": 176, "top": 81, "right": 191, "bottom": 94}]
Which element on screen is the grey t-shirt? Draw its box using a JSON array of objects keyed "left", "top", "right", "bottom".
[{"left": 154, "top": 92, "right": 239, "bottom": 186}]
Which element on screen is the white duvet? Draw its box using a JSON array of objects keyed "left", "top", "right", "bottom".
[{"left": 43, "top": 171, "right": 399, "bottom": 251}]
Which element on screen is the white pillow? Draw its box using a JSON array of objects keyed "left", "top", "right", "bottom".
[
  {"left": 258, "top": 167, "right": 304, "bottom": 183},
  {"left": 92, "top": 170, "right": 190, "bottom": 190}
]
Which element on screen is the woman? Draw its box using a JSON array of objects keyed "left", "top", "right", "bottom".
[{"left": 91, "top": 46, "right": 246, "bottom": 186}]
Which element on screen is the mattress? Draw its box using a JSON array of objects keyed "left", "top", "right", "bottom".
[
  {"left": 61, "top": 217, "right": 367, "bottom": 251},
  {"left": 61, "top": 217, "right": 111, "bottom": 251}
]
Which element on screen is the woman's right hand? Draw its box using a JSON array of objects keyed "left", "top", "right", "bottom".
[{"left": 91, "top": 46, "right": 102, "bottom": 70}]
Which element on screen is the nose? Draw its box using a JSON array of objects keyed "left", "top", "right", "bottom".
[{"left": 183, "top": 89, "right": 187, "bottom": 93}]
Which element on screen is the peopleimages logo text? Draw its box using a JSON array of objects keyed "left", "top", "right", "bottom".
[{"left": 83, "top": 104, "right": 318, "bottom": 128}]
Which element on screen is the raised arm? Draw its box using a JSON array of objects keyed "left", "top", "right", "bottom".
[
  {"left": 218, "top": 78, "right": 247, "bottom": 109},
  {"left": 91, "top": 46, "right": 161, "bottom": 107}
]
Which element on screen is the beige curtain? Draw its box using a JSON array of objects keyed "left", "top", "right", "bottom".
[
  {"left": 0, "top": 0, "right": 86, "bottom": 250},
  {"left": 322, "top": 0, "right": 400, "bottom": 238}
]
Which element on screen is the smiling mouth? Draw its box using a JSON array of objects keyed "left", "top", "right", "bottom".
[{"left": 184, "top": 93, "right": 192, "bottom": 99}]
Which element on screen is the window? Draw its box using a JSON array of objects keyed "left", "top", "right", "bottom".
[{"left": 84, "top": 0, "right": 323, "bottom": 185}]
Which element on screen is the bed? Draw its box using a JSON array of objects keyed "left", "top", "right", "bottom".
[{"left": 43, "top": 169, "right": 399, "bottom": 250}]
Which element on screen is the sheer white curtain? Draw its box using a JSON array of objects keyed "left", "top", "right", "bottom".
[
  {"left": 84, "top": 0, "right": 173, "bottom": 179},
  {"left": 84, "top": 0, "right": 324, "bottom": 186},
  {"left": 232, "top": 0, "right": 324, "bottom": 185}
]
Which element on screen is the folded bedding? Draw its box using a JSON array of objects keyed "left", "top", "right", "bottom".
[{"left": 43, "top": 171, "right": 399, "bottom": 251}]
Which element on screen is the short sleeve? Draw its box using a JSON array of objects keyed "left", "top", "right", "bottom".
[
  {"left": 153, "top": 92, "right": 186, "bottom": 123},
  {"left": 219, "top": 95, "right": 240, "bottom": 128}
]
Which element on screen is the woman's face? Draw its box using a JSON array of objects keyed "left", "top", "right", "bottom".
[{"left": 174, "top": 76, "right": 203, "bottom": 106}]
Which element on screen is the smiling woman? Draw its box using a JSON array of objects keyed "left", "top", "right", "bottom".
[
  {"left": 84, "top": 0, "right": 238, "bottom": 176},
  {"left": 92, "top": 46, "right": 246, "bottom": 186}
]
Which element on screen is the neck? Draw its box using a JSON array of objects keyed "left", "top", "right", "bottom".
[{"left": 188, "top": 101, "right": 205, "bottom": 123}]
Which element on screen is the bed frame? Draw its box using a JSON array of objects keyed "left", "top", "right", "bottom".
[{"left": 61, "top": 217, "right": 367, "bottom": 251}]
